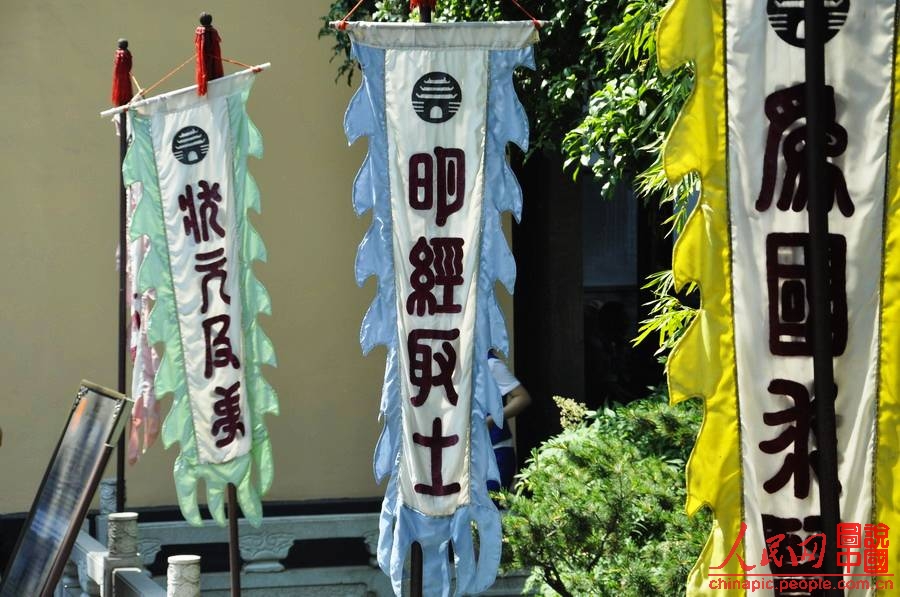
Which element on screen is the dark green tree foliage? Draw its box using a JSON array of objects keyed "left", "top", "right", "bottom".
[
  {"left": 498, "top": 392, "right": 709, "bottom": 596},
  {"left": 321, "top": 0, "right": 611, "bottom": 156}
]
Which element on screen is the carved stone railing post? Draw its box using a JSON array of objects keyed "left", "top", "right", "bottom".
[
  {"left": 108, "top": 512, "right": 139, "bottom": 559},
  {"left": 99, "top": 478, "right": 118, "bottom": 516},
  {"left": 166, "top": 555, "right": 201, "bottom": 597},
  {"left": 362, "top": 530, "right": 379, "bottom": 569},
  {"left": 104, "top": 511, "right": 142, "bottom": 595},
  {"left": 94, "top": 478, "right": 118, "bottom": 544}
]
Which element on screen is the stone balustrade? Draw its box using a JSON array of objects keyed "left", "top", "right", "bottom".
[{"left": 55, "top": 480, "right": 529, "bottom": 596}]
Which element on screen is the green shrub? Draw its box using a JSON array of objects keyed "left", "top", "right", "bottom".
[{"left": 499, "top": 390, "right": 709, "bottom": 596}]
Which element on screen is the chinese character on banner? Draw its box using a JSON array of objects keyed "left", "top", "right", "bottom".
[
  {"left": 341, "top": 20, "right": 540, "bottom": 597},
  {"left": 658, "top": 0, "right": 899, "bottom": 591},
  {"left": 123, "top": 69, "right": 278, "bottom": 527}
]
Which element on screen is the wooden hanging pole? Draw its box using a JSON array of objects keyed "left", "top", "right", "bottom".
[
  {"left": 111, "top": 37, "right": 133, "bottom": 514},
  {"left": 410, "top": 542, "right": 424, "bottom": 597},
  {"left": 194, "top": 14, "right": 242, "bottom": 593},
  {"left": 418, "top": 0, "right": 433, "bottom": 23},
  {"left": 116, "top": 94, "right": 128, "bottom": 513},
  {"left": 409, "top": 3, "right": 431, "bottom": 591},
  {"left": 803, "top": 1, "right": 842, "bottom": 594},
  {"left": 227, "top": 483, "right": 242, "bottom": 596},
  {"left": 100, "top": 63, "right": 270, "bottom": 118}
]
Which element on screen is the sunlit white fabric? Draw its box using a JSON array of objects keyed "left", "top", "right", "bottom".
[
  {"left": 344, "top": 21, "right": 538, "bottom": 597},
  {"left": 726, "top": 1, "right": 893, "bottom": 581},
  {"left": 125, "top": 70, "right": 278, "bottom": 527}
]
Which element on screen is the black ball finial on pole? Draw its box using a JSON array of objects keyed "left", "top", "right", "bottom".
[{"left": 195, "top": 11, "right": 223, "bottom": 96}]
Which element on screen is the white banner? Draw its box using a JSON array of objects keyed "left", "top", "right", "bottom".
[
  {"left": 344, "top": 22, "right": 538, "bottom": 594},
  {"left": 149, "top": 91, "right": 250, "bottom": 465},
  {"left": 727, "top": 0, "right": 893, "bottom": 582},
  {"left": 387, "top": 49, "right": 487, "bottom": 517}
]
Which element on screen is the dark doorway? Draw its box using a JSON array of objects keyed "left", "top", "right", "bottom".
[
  {"left": 511, "top": 153, "right": 668, "bottom": 462},
  {"left": 511, "top": 152, "right": 584, "bottom": 458}
]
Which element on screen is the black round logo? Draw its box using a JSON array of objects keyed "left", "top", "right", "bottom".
[
  {"left": 172, "top": 126, "right": 210, "bottom": 165},
  {"left": 766, "top": 0, "right": 849, "bottom": 48},
  {"left": 412, "top": 72, "right": 462, "bottom": 124}
]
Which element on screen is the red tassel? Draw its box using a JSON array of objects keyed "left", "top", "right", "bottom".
[
  {"left": 111, "top": 40, "right": 133, "bottom": 107},
  {"left": 195, "top": 13, "right": 224, "bottom": 96},
  {"left": 410, "top": 0, "right": 437, "bottom": 8}
]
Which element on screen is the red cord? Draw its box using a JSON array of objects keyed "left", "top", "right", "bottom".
[
  {"left": 337, "top": 0, "right": 366, "bottom": 30},
  {"left": 510, "top": 0, "right": 541, "bottom": 29}
]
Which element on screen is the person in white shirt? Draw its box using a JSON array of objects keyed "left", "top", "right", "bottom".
[{"left": 486, "top": 350, "right": 531, "bottom": 491}]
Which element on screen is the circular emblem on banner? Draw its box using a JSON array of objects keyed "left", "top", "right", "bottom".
[
  {"left": 766, "top": 0, "right": 849, "bottom": 48},
  {"left": 172, "top": 126, "right": 210, "bottom": 165},
  {"left": 412, "top": 72, "right": 462, "bottom": 124}
]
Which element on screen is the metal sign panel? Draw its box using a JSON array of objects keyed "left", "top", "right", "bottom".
[{"left": 0, "top": 381, "right": 130, "bottom": 597}]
